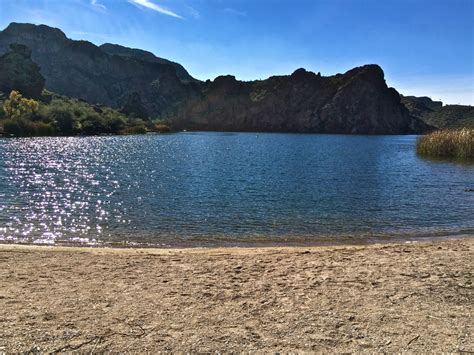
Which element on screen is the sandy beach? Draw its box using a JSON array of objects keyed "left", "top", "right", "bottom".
[{"left": 1, "top": 238, "right": 473, "bottom": 352}]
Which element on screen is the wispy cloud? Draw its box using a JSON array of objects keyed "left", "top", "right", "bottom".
[
  {"left": 91, "top": 0, "right": 106, "bottom": 10},
  {"left": 128, "top": 0, "right": 183, "bottom": 19},
  {"left": 70, "top": 30, "right": 112, "bottom": 41},
  {"left": 186, "top": 6, "right": 200, "bottom": 20},
  {"left": 223, "top": 8, "right": 247, "bottom": 17}
]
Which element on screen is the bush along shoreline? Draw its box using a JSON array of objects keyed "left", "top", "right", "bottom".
[
  {"left": 0, "top": 90, "right": 172, "bottom": 137},
  {"left": 416, "top": 128, "right": 474, "bottom": 159}
]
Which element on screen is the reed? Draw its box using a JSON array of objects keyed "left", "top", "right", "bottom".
[{"left": 416, "top": 128, "right": 474, "bottom": 159}]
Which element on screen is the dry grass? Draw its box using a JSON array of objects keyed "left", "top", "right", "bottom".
[{"left": 417, "top": 128, "right": 474, "bottom": 159}]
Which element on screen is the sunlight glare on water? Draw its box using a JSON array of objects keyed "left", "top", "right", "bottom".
[{"left": 0, "top": 133, "right": 473, "bottom": 247}]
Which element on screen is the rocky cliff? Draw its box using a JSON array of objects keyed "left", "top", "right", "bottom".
[
  {"left": 0, "top": 43, "right": 45, "bottom": 98},
  {"left": 0, "top": 23, "right": 200, "bottom": 118},
  {"left": 173, "top": 66, "right": 430, "bottom": 134},
  {"left": 0, "top": 22, "right": 436, "bottom": 133}
]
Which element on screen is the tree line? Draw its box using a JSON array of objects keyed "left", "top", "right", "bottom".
[{"left": 0, "top": 90, "right": 171, "bottom": 137}]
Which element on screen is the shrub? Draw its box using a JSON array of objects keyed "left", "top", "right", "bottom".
[
  {"left": 416, "top": 128, "right": 474, "bottom": 159},
  {"left": 34, "top": 121, "right": 56, "bottom": 136},
  {"left": 121, "top": 124, "right": 147, "bottom": 135},
  {"left": 103, "top": 111, "right": 127, "bottom": 133},
  {"left": 81, "top": 113, "right": 105, "bottom": 135},
  {"left": 50, "top": 106, "right": 76, "bottom": 135},
  {"left": 0, "top": 90, "right": 156, "bottom": 137},
  {"left": 2, "top": 117, "right": 36, "bottom": 136},
  {"left": 151, "top": 123, "right": 171, "bottom": 133}
]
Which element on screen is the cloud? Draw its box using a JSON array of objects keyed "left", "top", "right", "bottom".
[
  {"left": 70, "top": 30, "right": 111, "bottom": 41},
  {"left": 223, "top": 8, "right": 247, "bottom": 17},
  {"left": 91, "top": 0, "right": 106, "bottom": 10},
  {"left": 128, "top": 0, "right": 183, "bottom": 19},
  {"left": 187, "top": 6, "right": 200, "bottom": 19}
]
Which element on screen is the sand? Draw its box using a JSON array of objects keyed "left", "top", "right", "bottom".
[{"left": 1, "top": 238, "right": 473, "bottom": 353}]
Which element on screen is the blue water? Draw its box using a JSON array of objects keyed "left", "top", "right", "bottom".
[{"left": 0, "top": 133, "right": 473, "bottom": 247}]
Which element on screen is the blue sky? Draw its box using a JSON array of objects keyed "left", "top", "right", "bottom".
[{"left": 1, "top": 0, "right": 473, "bottom": 104}]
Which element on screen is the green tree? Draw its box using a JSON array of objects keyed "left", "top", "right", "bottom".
[
  {"left": 50, "top": 107, "right": 75, "bottom": 135},
  {"left": 81, "top": 113, "right": 105, "bottom": 135}
]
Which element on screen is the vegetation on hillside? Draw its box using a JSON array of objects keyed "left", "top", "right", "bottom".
[
  {"left": 401, "top": 96, "right": 473, "bottom": 129},
  {"left": 421, "top": 105, "right": 474, "bottom": 129},
  {"left": 0, "top": 90, "right": 171, "bottom": 137},
  {"left": 416, "top": 128, "right": 474, "bottom": 159},
  {"left": 0, "top": 42, "right": 171, "bottom": 137}
]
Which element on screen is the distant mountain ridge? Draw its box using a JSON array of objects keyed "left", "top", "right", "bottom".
[
  {"left": 402, "top": 96, "right": 473, "bottom": 129},
  {"left": 99, "top": 43, "right": 197, "bottom": 83},
  {"left": 174, "top": 66, "right": 430, "bottom": 134},
  {"left": 0, "top": 22, "right": 471, "bottom": 134},
  {"left": 0, "top": 22, "right": 201, "bottom": 118}
]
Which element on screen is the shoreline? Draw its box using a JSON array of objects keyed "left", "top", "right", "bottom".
[
  {"left": 1, "top": 231, "right": 473, "bottom": 250},
  {"left": 1, "top": 233, "right": 474, "bottom": 253},
  {"left": 1, "top": 237, "right": 473, "bottom": 352}
]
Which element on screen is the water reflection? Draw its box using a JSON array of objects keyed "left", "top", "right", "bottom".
[{"left": 0, "top": 134, "right": 473, "bottom": 246}]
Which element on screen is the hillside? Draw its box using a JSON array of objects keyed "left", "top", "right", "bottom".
[
  {"left": 402, "top": 96, "right": 474, "bottom": 128},
  {"left": 0, "top": 23, "right": 200, "bottom": 119},
  {"left": 0, "top": 22, "right": 457, "bottom": 134},
  {"left": 99, "top": 43, "right": 197, "bottom": 84},
  {"left": 173, "top": 66, "right": 430, "bottom": 134},
  {"left": 0, "top": 43, "right": 170, "bottom": 137}
]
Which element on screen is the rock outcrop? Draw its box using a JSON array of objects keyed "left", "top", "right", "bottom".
[
  {"left": 402, "top": 96, "right": 473, "bottom": 128},
  {"left": 0, "top": 43, "right": 45, "bottom": 98},
  {"left": 173, "top": 65, "right": 430, "bottom": 134},
  {"left": 0, "top": 23, "right": 200, "bottom": 118},
  {"left": 0, "top": 22, "right": 441, "bottom": 134}
]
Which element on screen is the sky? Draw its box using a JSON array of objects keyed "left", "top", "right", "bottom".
[{"left": 0, "top": 0, "right": 473, "bottom": 105}]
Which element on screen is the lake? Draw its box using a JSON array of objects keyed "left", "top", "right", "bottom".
[{"left": 0, "top": 133, "right": 473, "bottom": 247}]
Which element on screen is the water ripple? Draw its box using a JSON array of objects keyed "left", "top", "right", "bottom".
[{"left": 0, "top": 134, "right": 473, "bottom": 246}]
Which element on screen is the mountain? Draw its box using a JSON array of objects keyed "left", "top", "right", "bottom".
[
  {"left": 402, "top": 96, "right": 473, "bottom": 128},
  {"left": 0, "top": 22, "right": 435, "bottom": 134},
  {"left": 173, "top": 66, "right": 430, "bottom": 134},
  {"left": 0, "top": 23, "right": 200, "bottom": 118},
  {"left": 99, "top": 43, "right": 197, "bottom": 83}
]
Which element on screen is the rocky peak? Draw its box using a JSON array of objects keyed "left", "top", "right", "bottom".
[
  {"left": 3, "top": 22, "right": 67, "bottom": 42},
  {"left": 213, "top": 75, "right": 237, "bottom": 85},
  {"left": 291, "top": 68, "right": 308, "bottom": 76},
  {"left": 100, "top": 43, "right": 198, "bottom": 83},
  {"left": 342, "top": 64, "right": 386, "bottom": 87},
  {"left": 0, "top": 22, "right": 201, "bottom": 115},
  {"left": 290, "top": 68, "right": 321, "bottom": 81}
]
